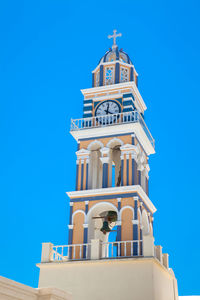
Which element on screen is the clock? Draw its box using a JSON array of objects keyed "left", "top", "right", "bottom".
[
  {"left": 95, "top": 100, "right": 121, "bottom": 125},
  {"left": 95, "top": 100, "right": 120, "bottom": 116}
]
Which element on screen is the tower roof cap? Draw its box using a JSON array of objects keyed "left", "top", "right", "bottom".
[{"left": 98, "top": 47, "right": 133, "bottom": 65}]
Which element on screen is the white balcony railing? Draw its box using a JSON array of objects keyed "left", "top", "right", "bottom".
[
  {"left": 102, "top": 240, "right": 142, "bottom": 259},
  {"left": 42, "top": 237, "right": 168, "bottom": 267},
  {"left": 50, "top": 240, "right": 142, "bottom": 262},
  {"left": 51, "top": 243, "right": 91, "bottom": 262},
  {"left": 70, "top": 111, "right": 155, "bottom": 148}
]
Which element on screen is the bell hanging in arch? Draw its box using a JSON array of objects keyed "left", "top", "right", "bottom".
[
  {"left": 100, "top": 221, "right": 111, "bottom": 235},
  {"left": 107, "top": 211, "right": 117, "bottom": 222}
]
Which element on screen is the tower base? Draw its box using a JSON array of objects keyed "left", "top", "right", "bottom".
[{"left": 38, "top": 257, "right": 178, "bottom": 300}]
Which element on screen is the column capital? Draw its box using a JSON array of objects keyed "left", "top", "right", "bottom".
[
  {"left": 133, "top": 196, "right": 139, "bottom": 201},
  {"left": 69, "top": 202, "right": 74, "bottom": 206},
  {"left": 117, "top": 198, "right": 121, "bottom": 202},
  {"left": 131, "top": 153, "right": 137, "bottom": 161},
  {"left": 83, "top": 224, "right": 88, "bottom": 228},
  {"left": 76, "top": 148, "right": 90, "bottom": 161},
  {"left": 100, "top": 147, "right": 109, "bottom": 156},
  {"left": 137, "top": 164, "right": 144, "bottom": 171},
  {"left": 68, "top": 224, "right": 74, "bottom": 229},
  {"left": 120, "top": 144, "right": 139, "bottom": 155},
  {"left": 139, "top": 201, "right": 143, "bottom": 207},
  {"left": 85, "top": 200, "right": 89, "bottom": 205}
]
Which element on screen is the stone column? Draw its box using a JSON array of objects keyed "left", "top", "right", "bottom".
[
  {"left": 144, "top": 164, "right": 150, "bottom": 196},
  {"left": 137, "top": 151, "right": 146, "bottom": 188},
  {"left": 100, "top": 147, "right": 109, "bottom": 188}
]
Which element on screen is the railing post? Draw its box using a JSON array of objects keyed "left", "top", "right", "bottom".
[
  {"left": 41, "top": 242, "right": 53, "bottom": 263},
  {"left": 155, "top": 245, "right": 163, "bottom": 264},
  {"left": 143, "top": 235, "right": 154, "bottom": 257},
  {"left": 91, "top": 239, "right": 100, "bottom": 260},
  {"left": 163, "top": 253, "right": 169, "bottom": 269}
]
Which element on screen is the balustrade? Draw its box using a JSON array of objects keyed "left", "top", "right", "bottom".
[
  {"left": 70, "top": 111, "right": 155, "bottom": 148},
  {"left": 102, "top": 240, "right": 142, "bottom": 258},
  {"left": 50, "top": 240, "right": 142, "bottom": 262},
  {"left": 51, "top": 243, "right": 91, "bottom": 262}
]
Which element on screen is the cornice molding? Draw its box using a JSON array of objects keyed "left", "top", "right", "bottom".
[{"left": 67, "top": 185, "right": 156, "bottom": 213}]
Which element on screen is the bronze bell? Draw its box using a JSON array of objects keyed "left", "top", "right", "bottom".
[
  {"left": 107, "top": 211, "right": 117, "bottom": 222},
  {"left": 100, "top": 221, "right": 111, "bottom": 235}
]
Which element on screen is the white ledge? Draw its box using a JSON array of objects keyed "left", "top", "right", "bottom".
[
  {"left": 70, "top": 122, "right": 155, "bottom": 156},
  {"left": 81, "top": 81, "right": 146, "bottom": 112},
  {"left": 66, "top": 185, "right": 156, "bottom": 214}
]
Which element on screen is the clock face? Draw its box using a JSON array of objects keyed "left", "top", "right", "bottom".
[{"left": 95, "top": 100, "right": 120, "bottom": 116}]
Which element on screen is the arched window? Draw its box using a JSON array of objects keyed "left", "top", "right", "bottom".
[
  {"left": 120, "top": 67, "right": 129, "bottom": 83},
  {"left": 105, "top": 66, "right": 114, "bottom": 85},
  {"left": 87, "top": 202, "right": 118, "bottom": 259}
]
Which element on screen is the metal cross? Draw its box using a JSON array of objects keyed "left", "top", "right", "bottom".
[{"left": 108, "top": 30, "right": 122, "bottom": 49}]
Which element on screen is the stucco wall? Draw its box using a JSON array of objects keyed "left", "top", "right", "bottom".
[
  {"left": 0, "top": 276, "right": 72, "bottom": 300},
  {"left": 38, "top": 257, "right": 177, "bottom": 300}
]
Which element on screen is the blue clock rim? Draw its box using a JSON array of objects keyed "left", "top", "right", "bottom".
[{"left": 94, "top": 100, "right": 121, "bottom": 116}]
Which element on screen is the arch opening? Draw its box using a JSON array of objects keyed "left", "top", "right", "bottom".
[
  {"left": 87, "top": 202, "right": 118, "bottom": 258},
  {"left": 88, "top": 141, "right": 103, "bottom": 189}
]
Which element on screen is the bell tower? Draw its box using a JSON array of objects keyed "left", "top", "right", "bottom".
[{"left": 38, "top": 31, "right": 179, "bottom": 300}]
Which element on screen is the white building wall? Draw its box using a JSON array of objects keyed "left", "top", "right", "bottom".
[{"left": 38, "top": 258, "right": 178, "bottom": 300}]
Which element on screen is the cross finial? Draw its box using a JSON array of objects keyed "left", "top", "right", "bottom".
[{"left": 108, "top": 29, "right": 122, "bottom": 49}]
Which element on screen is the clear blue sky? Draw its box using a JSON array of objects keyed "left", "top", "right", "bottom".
[{"left": 0, "top": 0, "right": 200, "bottom": 296}]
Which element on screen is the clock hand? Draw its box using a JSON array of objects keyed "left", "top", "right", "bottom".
[{"left": 104, "top": 103, "right": 110, "bottom": 114}]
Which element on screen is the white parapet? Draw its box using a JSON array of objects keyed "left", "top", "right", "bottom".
[
  {"left": 41, "top": 243, "right": 53, "bottom": 263},
  {"left": 143, "top": 235, "right": 155, "bottom": 257},
  {"left": 38, "top": 257, "right": 178, "bottom": 300},
  {"left": 163, "top": 253, "right": 169, "bottom": 269},
  {"left": 155, "top": 245, "right": 163, "bottom": 264}
]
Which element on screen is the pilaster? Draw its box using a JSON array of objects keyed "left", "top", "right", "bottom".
[
  {"left": 120, "top": 144, "right": 139, "bottom": 186},
  {"left": 76, "top": 148, "right": 90, "bottom": 191}
]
